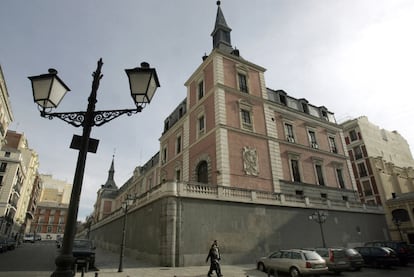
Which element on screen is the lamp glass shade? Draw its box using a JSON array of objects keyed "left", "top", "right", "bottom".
[
  {"left": 29, "top": 73, "right": 70, "bottom": 109},
  {"left": 126, "top": 65, "right": 160, "bottom": 105},
  {"left": 126, "top": 198, "right": 134, "bottom": 206}
]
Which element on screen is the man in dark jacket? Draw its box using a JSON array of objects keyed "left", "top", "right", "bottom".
[{"left": 206, "top": 240, "right": 222, "bottom": 277}]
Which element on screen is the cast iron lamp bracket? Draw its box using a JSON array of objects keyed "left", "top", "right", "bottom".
[{"left": 39, "top": 106, "right": 143, "bottom": 128}]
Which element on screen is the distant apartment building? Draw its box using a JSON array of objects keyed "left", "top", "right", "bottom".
[
  {"left": 30, "top": 174, "right": 72, "bottom": 240},
  {"left": 0, "top": 66, "right": 13, "bottom": 146},
  {"left": 0, "top": 131, "right": 39, "bottom": 238},
  {"left": 341, "top": 116, "right": 414, "bottom": 242},
  {"left": 24, "top": 174, "right": 42, "bottom": 234}
]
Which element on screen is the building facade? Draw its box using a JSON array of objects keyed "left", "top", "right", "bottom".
[
  {"left": 0, "top": 66, "right": 13, "bottom": 146},
  {"left": 31, "top": 201, "right": 68, "bottom": 240},
  {"left": 89, "top": 2, "right": 388, "bottom": 266},
  {"left": 0, "top": 131, "right": 39, "bottom": 238},
  {"left": 29, "top": 174, "right": 72, "bottom": 240},
  {"left": 93, "top": 157, "right": 118, "bottom": 222},
  {"left": 341, "top": 116, "right": 414, "bottom": 243}
]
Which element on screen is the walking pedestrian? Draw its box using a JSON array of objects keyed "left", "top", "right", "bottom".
[{"left": 206, "top": 240, "right": 222, "bottom": 277}]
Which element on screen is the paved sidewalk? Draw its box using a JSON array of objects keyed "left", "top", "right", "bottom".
[{"left": 78, "top": 247, "right": 267, "bottom": 277}]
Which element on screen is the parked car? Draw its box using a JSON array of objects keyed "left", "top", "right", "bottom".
[
  {"left": 5, "top": 237, "right": 16, "bottom": 250},
  {"left": 0, "top": 237, "right": 9, "bottom": 253},
  {"left": 23, "top": 233, "right": 34, "bottom": 243},
  {"left": 355, "top": 246, "right": 399, "bottom": 268},
  {"left": 72, "top": 239, "right": 96, "bottom": 270},
  {"left": 408, "top": 244, "right": 414, "bottom": 262},
  {"left": 0, "top": 237, "right": 16, "bottom": 251},
  {"left": 308, "top": 248, "right": 350, "bottom": 274},
  {"left": 364, "top": 241, "right": 410, "bottom": 266},
  {"left": 344, "top": 248, "right": 364, "bottom": 271},
  {"left": 257, "top": 249, "right": 328, "bottom": 277}
]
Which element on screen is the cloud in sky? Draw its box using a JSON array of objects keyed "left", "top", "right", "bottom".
[{"left": 1, "top": 0, "right": 413, "bottom": 221}]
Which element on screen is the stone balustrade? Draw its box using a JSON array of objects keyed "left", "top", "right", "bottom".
[{"left": 92, "top": 181, "right": 383, "bottom": 230}]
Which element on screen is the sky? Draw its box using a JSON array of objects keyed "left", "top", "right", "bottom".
[{"left": 1, "top": 0, "right": 414, "bottom": 222}]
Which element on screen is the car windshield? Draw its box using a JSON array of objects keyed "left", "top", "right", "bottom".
[
  {"left": 304, "top": 251, "right": 321, "bottom": 260},
  {"left": 332, "top": 249, "right": 346, "bottom": 258},
  {"left": 73, "top": 240, "right": 92, "bottom": 249},
  {"left": 346, "top": 248, "right": 359, "bottom": 255}
]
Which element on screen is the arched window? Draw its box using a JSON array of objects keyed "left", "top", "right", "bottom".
[
  {"left": 196, "top": 161, "right": 208, "bottom": 183},
  {"left": 392, "top": 209, "right": 410, "bottom": 222}
]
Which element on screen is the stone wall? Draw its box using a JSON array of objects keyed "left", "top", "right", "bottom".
[{"left": 90, "top": 192, "right": 388, "bottom": 267}]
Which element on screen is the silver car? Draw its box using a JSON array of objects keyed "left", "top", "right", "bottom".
[
  {"left": 257, "top": 249, "right": 328, "bottom": 277},
  {"left": 311, "top": 248, "right": 351, "bottom": 273}
]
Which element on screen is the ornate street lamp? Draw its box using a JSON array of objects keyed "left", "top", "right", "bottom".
[
  {"left": 118, "top": 195, "right": 135, "bottom": 272},
  {"left": 309, "top": 210, "right": 328, "bottom": 248},
  {"left": 28, "top": 58, "right": 160, "bottom": 277}
]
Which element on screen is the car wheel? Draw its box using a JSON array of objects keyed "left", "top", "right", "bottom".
[
  {"left": 289, "top": 267, "right": 301, "bottom": 277},
  {"left": 257, "top": 262, "right": 266, "bottom": 272}
]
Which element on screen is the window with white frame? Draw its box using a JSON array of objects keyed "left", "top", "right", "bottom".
[
  {"left": 313, "top": 158, "right": 325, "bottom": 186},
  {"left": 241, "top": 109, "right": 252, "bottom": 130},
  {"left": 288, "top": 152, "right": 301, "bottom": 182},
  {"left": 175, "top": 168, "right": 181, "bottom": 182},
  {"left": 336, "top": 168, "right": 346, "bottom": 189},
  {"left": 0, "top": 162, "right": 7, "bottom": 172},
  {"left": 198, "top": 79, "right": 204, "bottom": 100},
  {"left": 176, "top": 135, "right": 182, "bottom": 154},
  {"left": 162, "top": 145, "right": 167, "bottom": 164},
  {"left": 301, "top": 102, "right": 309, "bottom": 114},
  {"left": 239, "top": 100, "right": 253, "bottom": 131},
  {"left": 308, "top": 129, "right": 318, "bottom": 149},
  {"left": 315, "top": 164, "right": 325, "bottom": 186},
  {"left": 238, "top": 72, "right": 248, "bottom": 93},
  {"left": 284, "top": 123, "right": 295, "bottom": 143},
  {"left": 357, "top": 162, "right": 368, "bottom": 177},
  {"left": 353, "top": 146, "right": 363, "bottom": 160},
  {"left": 328, "top": 136, "right": 338, "bottom": 153},
  {"left": 362, "top": 180, "right": 373, "bottom": 196},
  {"left": 197, "top": 113, "right": 205, "bottom": 137},
  {"left": 349, "top": 130, "right": 358, "bottom": 141}
]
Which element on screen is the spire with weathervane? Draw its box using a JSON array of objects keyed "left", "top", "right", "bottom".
[
  {"left": 211, "top": 1, "right": 233, "bottom": 52},
  {"left": 102, "top": 155, "right": 117, "bottom": 189}
]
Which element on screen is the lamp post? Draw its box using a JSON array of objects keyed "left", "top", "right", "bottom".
[
  {"left": 28, "top": 58, "right": 160, "bottom": 277},
  {"left": 309, "top": 210, "right": 328, "bottom": 248},
  {"left": 118, "top": 195, "right": 135, "bottom": 272},
  {"left": 392, "top": 217, "right": 403, "bottom": 241}
]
